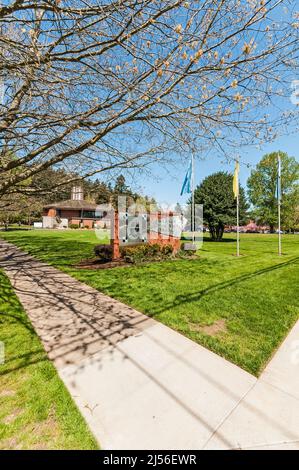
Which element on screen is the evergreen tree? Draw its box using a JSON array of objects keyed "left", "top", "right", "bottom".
[{"left": 194, "top": 171, "right": 248, "bottom": 241}]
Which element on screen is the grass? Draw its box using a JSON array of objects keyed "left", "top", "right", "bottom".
[
  {"left": 1, "top": 228, "right": 299, "bottom": 376},
  {"left": 0, "top": 268, "right": 98, "bottom": 449}
]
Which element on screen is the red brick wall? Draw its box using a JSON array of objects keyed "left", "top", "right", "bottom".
[
  {"left": 69, "top": 218, "right": 94, "bottom": 228},
  {"left": 148, "top": 232, "right": 181, "bottom": 252},
  {"left": 60, "top": 209, "right": 81, "bottom": 219},
  {"left": 43, "top": 208, "right": 96, "bottom": 229},
  {"left": 82, "top": 219, "right": 93, "bottom": 228},
  {"left": 43, "top": 208, "right": 81, "bottom": 219},
  {"left": 70, "top": 219, "right": 81, "bottom": 226},
  {"left": 148, "top": 212, "right": 181, "bottom": 252},
  {"left": 111, "top": 211, "right": 120, "bottom": 259},
  {"left": 110, "top": 212, "right": 181, "bottom": 259},
  {"left": 43, "top": 208, "right": 56, "bottom": 217}
]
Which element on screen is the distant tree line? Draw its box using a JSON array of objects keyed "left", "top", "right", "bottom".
[
  {"left": 0, "top": 169, "right": 156, "bottom": 226},
  {"left": 193, "top": 151, "right": 299, "bottom": 240}
]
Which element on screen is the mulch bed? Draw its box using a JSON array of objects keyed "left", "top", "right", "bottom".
[{"left": 74, "top": 253, "right": 198, "bottom": 270}]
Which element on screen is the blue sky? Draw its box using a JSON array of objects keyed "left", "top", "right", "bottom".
[{"left": 135, "top": 131, "right": 299, "bottom": 205}]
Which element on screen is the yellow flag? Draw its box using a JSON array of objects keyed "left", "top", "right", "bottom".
[{"left": 233, "top": 161, "right": 239, "bottom": 198}]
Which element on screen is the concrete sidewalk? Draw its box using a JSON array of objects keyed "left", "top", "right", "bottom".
[{"left": 1, "top": 241, "right": 299, "bottom": 449}]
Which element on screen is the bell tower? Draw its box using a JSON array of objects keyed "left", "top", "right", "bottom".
[{"left": 71, "top": 186, "right": 84, "bottom": 201}]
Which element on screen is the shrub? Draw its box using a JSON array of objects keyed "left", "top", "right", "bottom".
[
  {"left": 94, "top": 244, "right": 113, "bottom": 261},
  {"left": 120, "top": 245, "right": 143, "bottom": 263},
  {"left": 120, "top": 243, "right": 174, "bottom": 264},
  {"left": 69, "top": 223, "right": 79, "bottom": 229},
  {"left": 161, "top": 244, "right": 174, "bottom": 256},
  {"left": 84, "top": 225, "right": 90, "bottom": 229},
  {"left": 147, "top": 243, "right": 160, "bottom": 257}
]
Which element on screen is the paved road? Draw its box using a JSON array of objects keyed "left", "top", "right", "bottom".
[{"left": 1, "top": 241, "right": 299, "bottom": 449}]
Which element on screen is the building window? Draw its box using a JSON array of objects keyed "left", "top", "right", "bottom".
[
  {"left": 82, "top": 211, "right": 95, "bottom": 218},
  {"left": 82, "top": 210, "right": 104, "bottom": 219}
]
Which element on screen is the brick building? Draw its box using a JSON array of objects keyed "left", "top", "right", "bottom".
[{"left": 42, "top": 186, "right": 110, "bottom": 229}]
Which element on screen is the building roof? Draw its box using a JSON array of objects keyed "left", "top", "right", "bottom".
[{"left": 44, "top": 199, "right": 99, "bottom": 210}]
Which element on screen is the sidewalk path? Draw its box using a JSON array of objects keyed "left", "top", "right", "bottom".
[{"left": 1, "top": 241, "right": 299, "bottom": 449}]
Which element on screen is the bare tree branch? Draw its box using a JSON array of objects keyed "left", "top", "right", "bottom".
[{"left": 0, "top": 0, "right": 298, "bottom": 197}]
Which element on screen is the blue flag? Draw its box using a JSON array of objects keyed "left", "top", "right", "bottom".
[{"left": 180, "top": 160, "right": 192, "bottom": 196}]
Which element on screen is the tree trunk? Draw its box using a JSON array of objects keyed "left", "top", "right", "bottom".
[
  {"left": 209, "top": 225, "right": 216, "bottom": 240},
  {"left": 209, "top": 224, "right": 224, "bottom": 241},
  {"left": 215, "top": 224, "right": 224, "bottom": 241}
]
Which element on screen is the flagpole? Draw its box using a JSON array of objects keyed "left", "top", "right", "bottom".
[
  {"left": 237, "top": 197, "right": 240, "bottom": 257},
  {"left": 278, "top": 152, "right": 282, "bottom": 256},
  {"left": 236, "top": 157, "right": 240, "bottom": 257},
  {"left": 192, "top": 152, "right": 195, "bottom": 244}
]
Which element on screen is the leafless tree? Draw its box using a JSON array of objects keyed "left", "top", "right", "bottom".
[{"left": 0, "top": 0, "right": 298, "bottom": 197}]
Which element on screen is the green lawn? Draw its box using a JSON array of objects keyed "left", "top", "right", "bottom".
[
  {"left": 1, "top": 229, "right": 299, "bottom": 376},
  {"left": 0, "top": 268, "right": 98, "bottom": 449}
]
